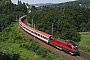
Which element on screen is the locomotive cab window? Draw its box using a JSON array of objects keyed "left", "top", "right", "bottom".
[{"left": 68, "top": 45, "right": 72, "bottom": 49}]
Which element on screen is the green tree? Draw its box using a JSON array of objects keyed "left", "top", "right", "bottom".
[
  {"left": 28, "top": 7, "right": 81, "bottom": 42},
  {"left": 0, "top": 0, "right": 27, "bottom": 31}
]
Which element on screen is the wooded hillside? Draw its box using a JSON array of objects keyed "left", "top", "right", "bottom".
[
  {"left": 0, "top": 0, "right": 27, "bottom": 32},
  {"left": 51, "top": 0, "right": 90, "bottom": 8},
  {"left": 28, "top": 6, "right": 90, "bottom": 42}
]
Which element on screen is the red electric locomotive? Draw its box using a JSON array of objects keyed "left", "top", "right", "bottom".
[{"left": 19, "top": 15, "right": 80, "bottom": 56}]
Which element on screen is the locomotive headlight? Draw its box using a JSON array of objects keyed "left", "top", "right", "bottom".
[
  {"left": 75, "top": 46, "right": 78, "bottom": 47},
  {"left": 75, "top": 46, "right": 78, "bottom": 49}
]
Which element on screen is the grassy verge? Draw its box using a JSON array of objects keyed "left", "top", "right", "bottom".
[
  {"left": 0, "top": 22, "right": 66, "bottom": 60},
  {"left": 78, "top": 32, "right": 90, "bottom": 54}
]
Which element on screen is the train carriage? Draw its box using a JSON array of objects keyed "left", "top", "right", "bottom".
[{"left": 19, "top": 15, "right": 52, "bottom": 43}]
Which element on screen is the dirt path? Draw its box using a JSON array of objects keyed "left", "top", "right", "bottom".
[{"left": 17, "top": 20, "right": 90, "bottom": 60}]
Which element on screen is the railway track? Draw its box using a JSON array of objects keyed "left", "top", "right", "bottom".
[{"left": 17, "top": 19, "right": 90, "bottom": 60}]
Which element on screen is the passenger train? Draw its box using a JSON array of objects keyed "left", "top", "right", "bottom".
[{"left": 19, "top": 15, "right": 80, "bottom": 56}]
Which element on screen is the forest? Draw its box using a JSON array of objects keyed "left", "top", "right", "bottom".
[
  {"left": 0, "top": 0, "right": 27, "bottom": 32},
  {"left": 27, "top": 5, "right": 90, "bottom": 42},
  {"left": 51, "top": 0, "right": 90, "bottom": 8}
]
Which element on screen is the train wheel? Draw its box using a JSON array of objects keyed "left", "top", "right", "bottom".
[
  {"left": 59, "top": 48, "right": 63, "bottom": 51},
  {"left": 66, "top": 51, "right": 69, "bottom": 54},
  {"left": 69, "top": 52, "right": 74, "bottom": 56}
]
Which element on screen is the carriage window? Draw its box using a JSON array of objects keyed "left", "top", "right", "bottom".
[
  {"left": 38, "top": 34, "right": 40, "bottom": 36},
  {"left": 42, "top": 36, "right": 44, "bottom": 38},
  {"left": 41, "top": 35, "right": 42, "bottom": 37},
  {"left": 45, "top": 37, "right": 48, "bottom": 40},
  {"left": 35, "top": 32, "right": 37, "bottom": 35},
  {"left": 29, "top": 30, "right": 31, "bottom": 32},
  {"left": 42, "top": 36, "right": 48, "bottom": 40},
  {"left": 31, "top": 31, "right": 33, "bottom": 33}
]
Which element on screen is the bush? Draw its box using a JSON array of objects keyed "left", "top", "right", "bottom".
[
  {"left": 0, "top": 52, "right": 20, "bottom": 60},
  {"left": 36, "top": 47, "right": 48, "bottom": 58},
  {"left": 20, "top": 42, "right": 48, "bottom": 58},
  {"left": 27, "top": 42, "right": 39, "bottom": 52}
]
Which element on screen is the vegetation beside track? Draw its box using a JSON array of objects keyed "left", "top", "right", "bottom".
[
  {"left": 0, "top": 22, "right": 66, "bottom": 60},
  {"left": 78, "top": 32, "right": 90, "bottom": 54}
]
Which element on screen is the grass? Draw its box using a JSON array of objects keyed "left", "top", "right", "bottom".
[
  {"left": 0, "top": 43, "right": 45, "bottom": 60},
  {"left": 0, "top": 22, "right": 66, "bottom": 60},
  {"left": 78, "top": 32, "right": 90, "bottom": 54}
]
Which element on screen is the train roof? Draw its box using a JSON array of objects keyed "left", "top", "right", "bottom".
[
  {"left": 51, "top": 36, "right": 75, "bottom": 45},
  {"left": 35, "top": 29, "right": 52, "bottom": 37},
  {"left": 19, "top": 18, "right": 51, "bottom": 37}
]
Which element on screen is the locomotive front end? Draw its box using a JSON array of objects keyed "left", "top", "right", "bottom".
[{"left": 70, "top": 43, "right": 80, "bottom": 56}]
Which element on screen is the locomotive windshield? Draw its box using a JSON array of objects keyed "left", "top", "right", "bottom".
[
  {"left": 73, "top": 46, "right": 78, "bottom": 50},
  {"left": 72, "top": 42, "right": 78, "bottom": 50}
]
